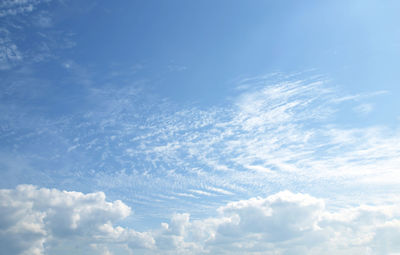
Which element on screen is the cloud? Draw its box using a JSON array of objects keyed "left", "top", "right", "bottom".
[
  {"left": 354, "top": 103, "right": 373, "bottom": 115},
  {"left": 0, "top": 28, "right": 22, "bottom": 70},
  {"left": 151, "top": 191, "right": 400, "bottom": 254},
  {"left": 0, "top": 0, "right": 51, "bottom": 17},
  {"left": 0, "top": 185, "right": 153, "bottom": 255},
  {"left": 217, "top": 191, "right": 323, "bottom": 239},
  {"left": 167, "top": 64, "right": 188, "bottom": 72},
  {"left": 152, "top": 191, "right": 400, "bottom": 255},
  {"left": 2, "top": 186, "right": 400, "bottom": 254},
  {"left": 33, "top": 12, "right": 53, "bottom": 28},
  {"left": 0, "top": 0, "right": 76, "bottom": 70},
  {"left": 3, "top": 72, "right": 400, "bottom": 220}
]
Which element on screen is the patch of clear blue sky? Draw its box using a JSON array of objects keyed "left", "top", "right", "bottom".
[{"left": 36, "top": 0, "right": 399, "bottom": 125}]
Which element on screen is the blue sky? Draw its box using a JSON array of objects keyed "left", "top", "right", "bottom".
[{"left": 1, "top": 1, "right": 400, "bottom": 254}]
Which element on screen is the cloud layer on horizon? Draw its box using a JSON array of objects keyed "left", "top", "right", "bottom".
[{"left": 2, "top": 185, "right": 400, "bottom": 255}]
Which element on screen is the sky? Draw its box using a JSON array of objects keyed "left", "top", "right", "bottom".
[{"left": 1, "top": 0, "right": 400, "bottom": 254}]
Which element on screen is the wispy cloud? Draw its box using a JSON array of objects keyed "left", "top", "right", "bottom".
[
  {"left": 2, "top": 71, "right": 400, "bottom": 220},
  {"left": 0, "top": 0, "right": 39, "bottom": 17},
  {"left": 0, "top": 0, "right": 77, "bottom": 70},
  {"left": 353, "top": 103, "right": 373, "bottom": 115},
  {"left": 0, "top": 28, "right": 22, "bottom": 70}
]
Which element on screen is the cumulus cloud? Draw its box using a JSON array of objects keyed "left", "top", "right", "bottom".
[
  {"left": 0, "top": 185, "right": 153, "bottom": 255},
  {"left": 155, "top": 192, "right": 400, "bottom": 255},
  {"left": 2, "top": 185, "right": 400, "bottom": 254}
]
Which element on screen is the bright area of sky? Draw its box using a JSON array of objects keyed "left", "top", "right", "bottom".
[{"left": 1, "top": 0, "right": 400, "bottom": 254}]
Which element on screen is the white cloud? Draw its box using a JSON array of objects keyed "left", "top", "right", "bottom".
[
  {"left": 0, "top": 185, "right": 153, "bottom": 255},
  {"left": 3, "top": 72, "right": 400, "bottom": 237},
  {"left": 0, "top": 1, "right": 75, "bottom": 70},
  {"left": 189, "top": 189, "right": 215, "bottom": 196},
  {"left": 0, "top": 29, "right": 22, "bottom": 70},
  {"left": 2, "top": 186, "right": 400, "bottom": 254},
  {"left": 0, "top": 0, "right": 51, "bottom": 17},
  {"left": 5, "top": 73, "right": 398, "bottom": 218},
  {"left": 354, "top": 103, "right": 373, "bottom": 115},
  {"left": 150, "top": 190, "right": 400, "bottom": 254},
  {"left": 205, "top": 186, "right": 234, "bottom": 195}
]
